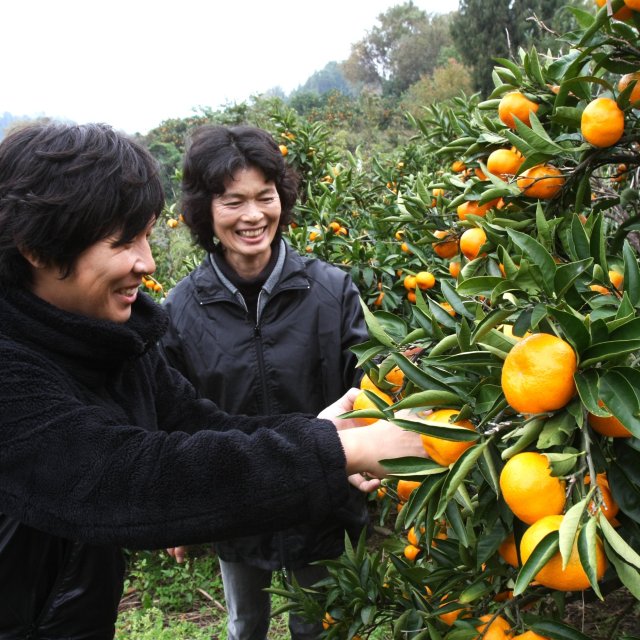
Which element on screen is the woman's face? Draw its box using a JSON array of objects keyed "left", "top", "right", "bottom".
[
  {"left": 211, "top": 166, "right": 282, "bottom": 277},
  {"left": 28, "top": 221, "right": 156, "bottom": 323}
]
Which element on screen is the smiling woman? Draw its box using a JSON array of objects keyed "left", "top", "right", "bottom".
[{"left": 0, "top": 121, "right": 426, "bottom": 640}]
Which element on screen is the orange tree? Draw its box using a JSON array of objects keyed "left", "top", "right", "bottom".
[{"left": 269, "top": 2, "right": 640, "bottom": 638}]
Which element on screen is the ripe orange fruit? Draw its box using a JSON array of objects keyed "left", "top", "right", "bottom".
[
  {"left": 609, "top": 269, "right": 624, "bottom": 290},
  {"left": 460, "top": 227, "right": 487, "bottom": 260},
  {"left": 397, "top": 479, "right": 421, "bottom": 502},
  {"left": 585, "top": 473, "right": 620, "bottom": 523},
  {"left": 457, "top": 198, "right": 500, "bottom": 220},
  {"left": 498, "top": 91, "right": 539, "bottom": 128},
  {"left": 520, "top": 514, "right": 607, "bottom": 591},
  {"left": 431, "top": 187, "right": 445, "bottom": 206},
  {"left": 432, "top": 229, "right": 459, "bottom": 258},
  {"left": 437, "top": 594, "right": 469, "bottom": 626},
  {"left": 309, "top": 230, "right": 321, "bottom": 241},
  {"left": 623, "top": 0, "right": 640, "bottom": 9},
  {"left": 404, "top": 274, "right": 417, "bottom": 290},
  {"left": 501, "top": 333, "right": 577, "bottom": 414},
  {"left": 500, "top": 452, "right": 566, "bottom": 524},
  {"left": 401, "top": 242, "right": 412, "bottom": 254},
  {"left": 513, "top": 632, "right": 550, "bottom": 640},
  {"left": 416, "top": 271, "right": 436, "bottom": 290},
  {"left": 384, "top": 365, "right": 405, "bottom": 392},
  {"left": 596, "top": 0, "right": 634, "bottom": 19},
  {"left": 618, "top": 71, "right": 640, "bottom": 106},
  {"left": 353, "top": 389, "right": 392, "bottom": 425},
  {"left": 588, "top": 400, "right": 632, "bottom": 437},
  {"left": 374, "top": 291, "right": 385, "bottom": 306},
  {"left": 517, "top": 164, "right": 565, "bottom": 199},
  {"left": 581, "top": 97, "right": 625, "bottom": 147},
  {"left": 407, "top": 291, "right": 417, "bottom": 303},
  {"left": 589, "top": 284, "right": 611, "bottom": 295},
  {"left": 419, "top": 408, "right": 476, "bottom": 466},
  {"left": 451, "top": 159, "right": 466, "bottom": 173},
  {"left": 498, "top": 533, "right": 520, "bottom": 567},
  {"left": 449, "top": 261, "right": 461, "bottom": 278},
  {"left": 407, "top": 526, "right": 420, "bottom": 546},
  {"left": 404, "top": 543, "right": 421, "bottom": 562},
  {"left": 279, "top": 144, "right": 288, "bottom": 156},
  {"left": 322, "top": 612, "right": 335, "bottom": 630},
  {"left": 328, "top": 221, "right": 341, "bottom": 232},
  {"left": 474, "top": 614, "right": 512, "bottom": 640},
  {"left": 439, "top": 302, "right": 456, "bottom": 316},
  {"left": 487, "top": 148, "right": 525, "bottom": 179}
]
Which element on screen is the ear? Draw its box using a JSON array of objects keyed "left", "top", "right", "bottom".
[{"left": 18, "top": 247, "right": 46, "bottom": 269}]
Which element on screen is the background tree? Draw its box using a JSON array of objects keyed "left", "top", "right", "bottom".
[
  {"left": 451, "top": 0, "right": 583, "bottom": 96},
  {"left": 343, "top": 2, "right": 458, "bottom": 96}
]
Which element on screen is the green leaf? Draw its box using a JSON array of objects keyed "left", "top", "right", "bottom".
[
  {"left": 580, "top": 339, "right": 640, "bottom": 368},
  {"left": 575, "top": 369, "right": 605, "bottom": 416},
  {"left": 554, "top": 258, "right": 593, "bottom": 298},
  {"left": 392, "top": 390, "right": 462, "bottom": 410},
  {"left": 380, "top": 457, "right": 445, "bottom": 476},
  {"left": 589, "top": 212, "right": 608, "bottom": 274},
  {"left": 359, "top": 299, "right": 396, "bottom": 348},
  {"left": 577, "top": 518, "right": 603, "bottom": 598},
  {"left": 391, "top": 353, "right": 453, "bottom": 394},
  {"left": 501, "top": 418, "right": 546, "bottom": 459},
  {"left": 571, "top": 214, "right": 592, "bottom": 260},
  {"left": 547, "top": 306, "right": 590, "bottom": 355},
  {"left": 514, "top": 530, "right": 559, "bottom": 596},
  {"left": 506, "top": 228, "right": 557, "bottom": 296},
  {"left": 435, "top": 442, "right": 488, "bottom": 519},
  {"left": 599, "top": 515, "right": 640, "bottom": 570},
  {"left": 623, "top": 241, "right": 640, "bottom": 305},
  {"left": 604, "top": 541, "right": 640, "bottom": 600},
  {"left": 527, "top": 620, "right": 593, "bottom": 640},
  {"left": 392, "top": 418, "right": 480, "bottom": 443},
  {"left": 351, "top": 340, "right": 387, "bottom": 368},
  {"left": 559, "top": 499, "right": 587, "bottom": 568}
]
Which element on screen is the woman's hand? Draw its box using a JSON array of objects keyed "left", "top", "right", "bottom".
[
  {"left": 317, "top": 387, "right": 362, "bottom": 430},
  {"left": 339, "top": 419, "right": 426, "bottom": 479}
]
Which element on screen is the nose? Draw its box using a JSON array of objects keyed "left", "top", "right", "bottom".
[
  {"left": 243, "top": 200, "right": 264, "bottom": 221},
  {"left": 134, "top": 237, "right": 156, "bottom": 275}
]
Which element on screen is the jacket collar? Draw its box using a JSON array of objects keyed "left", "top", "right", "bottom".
[{"left": 192, "top": 239, "right": 310, "bottom": 304}]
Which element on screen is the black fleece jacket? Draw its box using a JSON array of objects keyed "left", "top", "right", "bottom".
[{"left": 0, "top": 287, "right": 351, "bottom": 639}]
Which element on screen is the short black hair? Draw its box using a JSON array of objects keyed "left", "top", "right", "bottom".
[
  {"left": 0, "top": 121, "right": 164, "bottom": 287},
  {"left": 181, "top": 125, "right": 299, "bottom": 253}
]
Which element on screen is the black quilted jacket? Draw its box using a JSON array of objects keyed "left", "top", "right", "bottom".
[{"left": 161, "top": 240, "right": 369, "bottom": 570}]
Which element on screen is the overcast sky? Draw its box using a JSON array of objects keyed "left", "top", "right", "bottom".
[{"left": 2, "top": 0, "right": 459, "bottom": 135}]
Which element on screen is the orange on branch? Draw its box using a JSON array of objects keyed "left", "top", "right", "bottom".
[
  {"left": 404, "top": 274, "right": 417, "bottom": 290},
  {"left": 596, "top": 0, "right": 634, "bottom": 19},
  {"left": 419, "top": 408, "right": 476, "bottom": 466},
  {"left": 432, "top": 229, "right": 459, "bottom": 258},
  {"left": 588, "top": 400, "right": 632, "bottom": 437},
  {"left": 581, "top": 97, "right": 625, "bottom": 148},
  {"left": 457, "top": 198, "right": 500, "bottom": 220},
  {"left": 474, "top": 614, "right": 512, "bottom": 640},
  {"left": 397, "top": 479, "right": 421, "bottom": 502},
  {"left": 500, "top": 452, "right": 566, "bottom": 524},
  {"left": 352, "top": 389, "right": 392, "bottom": 425},
  {"left": 618, "top": 71, "right": 640, "bottom": 106},
  {"left": 501, "top": 333, "right": 577, "bottom": 414},
  {"left": 520, "top": 515, "right": 607, "bottom": 591},
  {"left": 498, "top": 91, "right": 539, "bottom": 129},
  {"left": 415, "top": 271, "right": 436, "bottom": 290},
  {"left": 517, "top": 164, "right": 565, "bottom": 199},
  {"left": 449, "top": 261, "right": 461, "bottom": 278},
  {"left": 585, "top": 473, "right": 620, "bottom": 523},
  {"left": 460, "top": 227, "right": 487, "bottom": 260},
  {"left": 487, "top": 148, "right": 525, "bottom": 179}
]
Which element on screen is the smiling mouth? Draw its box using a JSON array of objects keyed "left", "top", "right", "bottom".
[
  {"left": 117, "top": 286, "right": 139, "bottom": 297},
  {"left": 237, "top": 227, "right": 266, "bottom": 238}
]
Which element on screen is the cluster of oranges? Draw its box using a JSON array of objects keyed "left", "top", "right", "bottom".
[{"left": 141, "top": 276, "right": 163, "bottom": 294}]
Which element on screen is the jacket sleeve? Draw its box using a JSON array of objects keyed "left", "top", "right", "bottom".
[
  {"left": 0, "top": 343, "right": 352, "bottom": 551},
  {"left": 340, "top": 272, "right": 369, "bottom": 389}
]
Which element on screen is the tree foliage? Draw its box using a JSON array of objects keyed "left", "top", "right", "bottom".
[
  {"left": 451, "top": 0, "right": 584, "bottom": 96},
  {"left": 343, "top": 2, "right": 457, "bottom": 96}
]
